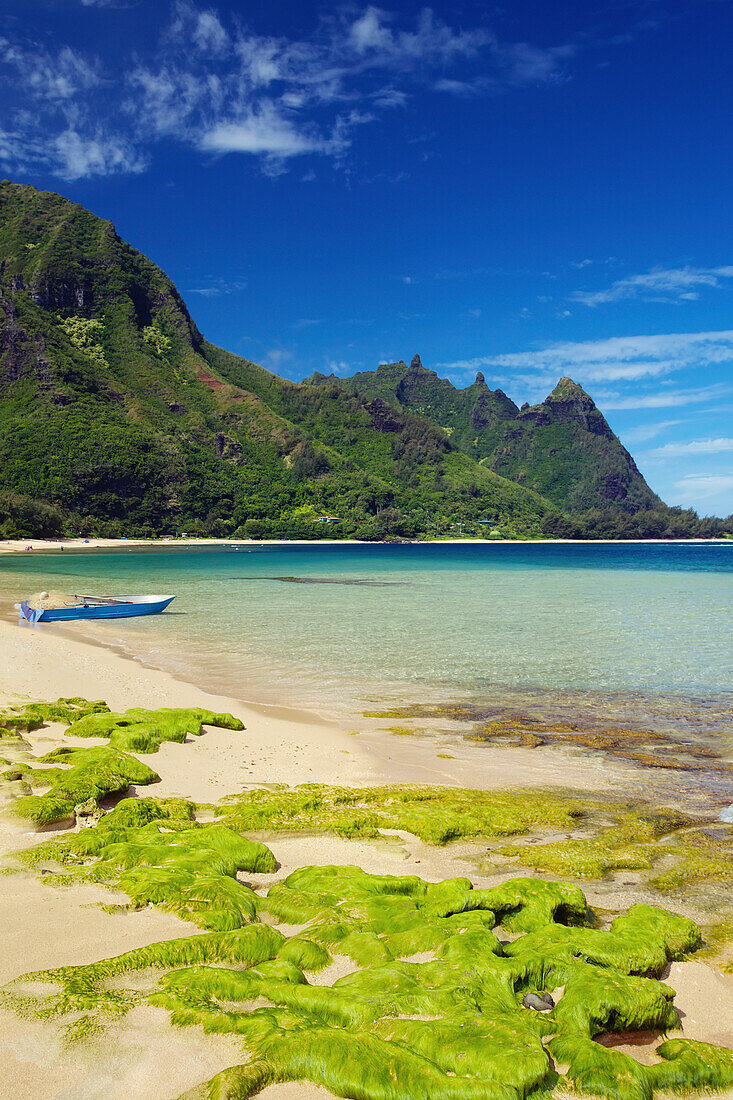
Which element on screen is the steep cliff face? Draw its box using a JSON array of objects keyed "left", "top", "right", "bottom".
[
  {"left": 0, "top": 180, "right": 557, "bottom": 537},
  {"left": 333, "top": 358, "right": 660, "bottom": 513},
  {"left": 492, "top": 377, "right": 658, "bottom": 511},
  {"left": 0, "top": 183, "right": 201, "bottom": 345},
  {"left": 343, "top": 354, "right": 519, "bottom": 458}
]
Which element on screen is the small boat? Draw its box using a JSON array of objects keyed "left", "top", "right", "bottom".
[{"left": 18, "top": 594, "right": 176, "bottom": 623}]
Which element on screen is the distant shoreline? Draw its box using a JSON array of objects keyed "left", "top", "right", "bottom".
[{"left": 0, "top": 534, "right": 730, "bottom": 555}]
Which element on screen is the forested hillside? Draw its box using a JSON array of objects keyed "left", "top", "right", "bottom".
[
  {"left": 332, "top": 356, "right": 658, "bottom": 513},
  {"left": 0, "top": 181, "right": 729, "bottom": 541},
  {"left": 0, "top": 181, "right": 559, "bottom": 540}
]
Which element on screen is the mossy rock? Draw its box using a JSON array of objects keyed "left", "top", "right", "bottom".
[
  {"left": 0, "top": 698, "right": 109, "bottom": 734},
  {"left": 65, "top": 706, "right": 244, "bottom": 754},
  {"left": 10, "top": 747, "right": 158, "bottom": 827},
  {"left": 216, "top": 784, "right": 585, "bottom": 845},
  {"left": 7, "top": 859, "right": 726, "bottom": 1100},
  {"left": 22, "top": 797, "right": 276, "bottom": 928}
]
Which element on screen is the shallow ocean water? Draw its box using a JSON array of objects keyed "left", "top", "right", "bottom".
[{"left": 1, "top": 541, "right": 731, "bottom": 715}]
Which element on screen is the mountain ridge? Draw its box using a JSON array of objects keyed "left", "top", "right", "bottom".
[
  {"left": 0, "top": 179, "right": 560, "bottom": 541},
  {"left": 0, "top": 179, "right": 727, "bottom": 541},
  {"left": 326, "top": 354, "right": 660, "bottom": 514}
]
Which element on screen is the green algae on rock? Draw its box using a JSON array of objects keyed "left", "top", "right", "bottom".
[
  {"left": 0, "top": 701, "right": 246, "bottom": 826},
  {"left": 7, "top": 855, "right": 732, "bottom": 1100},
  {"left": 10, "top": 747, "right": 158, "bottom": 827},
  {"left": 22, "top": 796, "right": 276, "bottom": 927},
  {"left": 214, "top": 784, "right": 586, "bottom": 844},
  {"left": 0, "top": 697, "right": 109, "bottom": 734},
  {"left": 65, "top": 706, "right": 244, "bottom": 754},
  {"left": 500, "top": 812, "right": 733, "bottom": 894}
]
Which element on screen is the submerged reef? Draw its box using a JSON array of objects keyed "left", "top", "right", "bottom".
[{"left": 364, "top": 696, "right": 733, "bottom": 780}]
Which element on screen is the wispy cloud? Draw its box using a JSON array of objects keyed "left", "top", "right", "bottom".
[
  {"left": 54, "top": 129, "right": 145, "bottom": 180},
  {"left": 439, "top": 330, "right": 733, "bottom": 387},
  {"left": 597, "top": 384, "right": 729, "bottom": 411},
  {"left": 0, "top": 2, "right": 577, "bottom": 180},
  {"left": 0, "top": 37, "right": 145, "bottom": 178},
  {"left": 648, "top": 437, "right": 733, "bottom": 458},
  {"left": 674, "top": 473, "right": 733, "bottom": 502},
  {"left": 571, "top": 265, "right": 733, "bottom": 307},
  {"left": 188, "top": 276, "right": 248, "bottom": 297},
  {"left": 620, "top": 419, "right": 684, "bottom": 445},
  {"left": 324, "top": 358, "right": 353, "bottom": 375}
]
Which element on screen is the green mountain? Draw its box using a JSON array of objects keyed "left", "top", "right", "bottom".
[
  {"left": 332, "top": 355, "right": 660, "bottom": 514},
  {"left": 0, "top": 180, "right": 560, "bottom": 540}
]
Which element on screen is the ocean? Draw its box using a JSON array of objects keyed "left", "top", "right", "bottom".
[{"left": 1, "top": 542, "right": 731, "bottom": 716}]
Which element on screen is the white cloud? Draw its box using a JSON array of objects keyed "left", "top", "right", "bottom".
[
  {"left": 571, "top": 265, "right": 733, "bottom": 307},
  {"left": 597, "top": 384, "right": 729, "bottom": 411},
  {"left": 648, "top": 437, "right": 733, "bottom": 458},
  {"left": 439, "top": 330, "right": 733, "bottom": 386},
  {"left": 674, "top": 474, "right": 733, "bottom": 501},
  {"left": 168, "top": 1, "right": 230, "bottom": 55},
  {"left": 264, "top": 348, "right": 294, "bottom": 372},
  {"left": 188, "top": 277, "right": 247, "bottom": 297},
  {"left": 349, "top": 8, "right": 394, "bottom": 53},
  {"left": 0, "top": 4, "right": 580, "bottom": 180},
  {"left": 324, "top": 358, "right": 352, "bottom": 375},
  {"left": 200, "top": 106, "right": 322, "bottom": 157},
  {"left": 347, "top": 6, "right": 489, "bottom": 63},
  {"left": 54, "top": 128, "right": 145, "bottom": 179},
  {"left": 0, "top": 39, "right": 101, "bottom": 102}
]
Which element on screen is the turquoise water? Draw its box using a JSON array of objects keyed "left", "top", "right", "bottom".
[{"left": 0, "top": 542, "right": 731, "bottom": 716}]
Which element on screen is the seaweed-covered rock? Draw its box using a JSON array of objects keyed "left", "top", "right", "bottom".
[
  {"left": 23, "top": 797, "right": 276, "bottom": 928},
  {"left": 0, "top": 697, "right": 109, "bottom": 734},
  {"left": 10, "top": 747, "right": 158, "bottom": 827},
  {"left": 65, "top": 706, "right": 244, "bottom": 754},
  {"left": 216, "top": 783, "right": 584, "bottom": 844},
  {"left": 5, "top": 847, "right": 731, "bottom": 1100}
]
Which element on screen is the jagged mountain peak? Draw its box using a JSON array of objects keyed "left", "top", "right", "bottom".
[
  {"left": 331, "top": 355, "right": 658, "bottom": 514},
  {"left": 548, "top": 376, "right": 595, "bottom": 406}
]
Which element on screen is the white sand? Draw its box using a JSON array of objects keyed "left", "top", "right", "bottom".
[
  {"left": 0, "top": 617, "right": 732, "bottom": 1098},
  {"left": 0, "top": 535, "right": 725, "bottom": 556}
]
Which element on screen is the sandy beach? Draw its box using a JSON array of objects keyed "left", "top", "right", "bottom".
[
  {"left": 0, "top": 535, "right": 727, "bottom": 556},
  {"left": 1, "top": 616, "right": 732, "bottom": 1099}
]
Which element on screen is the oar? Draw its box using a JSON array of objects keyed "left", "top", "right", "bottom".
[{"left": 72, "top": 598, "right": 134, "bottom": 607}]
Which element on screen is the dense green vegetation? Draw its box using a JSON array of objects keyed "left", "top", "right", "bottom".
[
  {"left": 328, "top": 356, "right": 732, "bottom": 538},
  {"left": 0, "top": 180, "right": 559, "bottom": 540},
  {"left": 1, "top": 181, "right": 729, "bottom": 541}
]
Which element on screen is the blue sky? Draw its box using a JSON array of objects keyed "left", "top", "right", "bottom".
[{"left": 1, "top": 0, "right": 732, "bottom": 515}]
